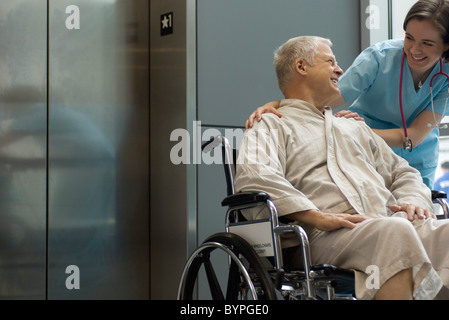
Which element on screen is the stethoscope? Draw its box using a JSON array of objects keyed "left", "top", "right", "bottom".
[{"left": 399, "top": 51, "right": 449, "bottom": 151}]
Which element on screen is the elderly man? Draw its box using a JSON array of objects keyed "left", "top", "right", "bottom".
[{"left": 234, "top": 36, "right": 449, "bottom": 300}]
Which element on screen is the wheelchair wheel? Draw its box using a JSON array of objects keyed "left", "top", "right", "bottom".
[{"left": 177, "top": 232, "right": 277, "bottom": 300}]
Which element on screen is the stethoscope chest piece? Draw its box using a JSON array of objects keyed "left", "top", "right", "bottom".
[{"left": 403, "top": 137, "right": 413, "bottom": 152}]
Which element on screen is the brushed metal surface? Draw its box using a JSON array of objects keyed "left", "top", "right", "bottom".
[
  {"left": 0, "top": 0, "right": 149, "bottom": 299},
  {"left": 47, "top": 0, "right": 149, "bottom": 299},
  {"left": 0, "top": 0, "right": 47, "bottom": 299}
]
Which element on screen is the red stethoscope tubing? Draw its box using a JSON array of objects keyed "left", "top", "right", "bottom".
[
  {"left": 399, "top": 51, "right": 409, "bottom": 141},
  {"left": 430, "top": 57, "right": 449, "bottom": 87},
  {"left": 399, "top": 51, "right": 449, "bottom": 151}
]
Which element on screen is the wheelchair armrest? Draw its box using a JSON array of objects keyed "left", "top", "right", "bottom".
[
  {"left": 221, "top": 191, "right": 269, "bottom": 207},
  {"left": 432, "top": 190, "right": 447, "bottom": 200}
]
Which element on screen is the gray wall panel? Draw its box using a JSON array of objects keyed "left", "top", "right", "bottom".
[
  {"left": 0, "top": 0, "right": 47, "bottom": 299},
  {"left": 197, "top": 0, "right": 360, "bottom": 127}
]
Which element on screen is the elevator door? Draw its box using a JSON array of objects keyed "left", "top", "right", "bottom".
[
  {"left": 0, "top": 0, "right": 149, "bottom": 299},
  {"left": 0, "top": 0, "right": 47, "bottom": 299}
]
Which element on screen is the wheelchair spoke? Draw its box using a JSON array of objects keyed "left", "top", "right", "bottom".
[{"left": 203, "top": 252, "right": 225, "bottom": 300}]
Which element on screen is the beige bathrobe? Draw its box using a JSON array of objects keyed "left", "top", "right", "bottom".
[{"left": 234, "top": 99, "right": 449, "bottom": 299}]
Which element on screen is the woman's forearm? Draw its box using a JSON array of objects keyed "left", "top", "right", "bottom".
[
  {"left": 372, "top": 128, "right": 406, "bottom": 148},
  {"left": 372, "top": 110, "right": 440, "bottom": 149}
]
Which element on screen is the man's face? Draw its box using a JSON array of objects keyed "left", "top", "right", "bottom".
[{"left": 305, "top": 43, "right": 343, "bottom": 100}]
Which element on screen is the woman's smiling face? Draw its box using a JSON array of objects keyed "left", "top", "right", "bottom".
[{"left": 404, "top": 18, "right": 449, "bottom": 74}]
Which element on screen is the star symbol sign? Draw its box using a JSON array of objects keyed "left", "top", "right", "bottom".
[{"left": 161, "top": 15, "right": 170, "bottom": 29}]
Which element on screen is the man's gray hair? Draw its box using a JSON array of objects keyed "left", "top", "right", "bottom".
[{"left": 274, "top": 36, "right": 332, "bottom": 92}]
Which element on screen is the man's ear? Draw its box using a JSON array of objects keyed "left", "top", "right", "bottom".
[{"left": 296, "top": 58, "right": 307, "bottom": 75}]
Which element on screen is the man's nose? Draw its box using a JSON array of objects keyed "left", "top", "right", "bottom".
[{"left": 335, "top": 65, "right": 344, "bottom": 76}]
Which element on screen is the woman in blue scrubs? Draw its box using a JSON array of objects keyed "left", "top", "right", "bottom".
[{"left": 246, "top": 0, "right": 449, "bottom": 188}]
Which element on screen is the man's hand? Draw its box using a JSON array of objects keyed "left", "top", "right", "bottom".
[
  {"left": 389, "top": 204, "right": 436, "bottom": 221},
  {"left": 286, "top": 210, "right": 369, "bottom": 232}
]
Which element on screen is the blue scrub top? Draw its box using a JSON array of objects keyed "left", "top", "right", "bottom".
[{"left": 338, "top": 39, "right": 449, "bottom": 187}]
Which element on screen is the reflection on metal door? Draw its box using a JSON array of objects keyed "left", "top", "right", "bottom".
[
  {"left": 0, "top": 0, "right": 149, "bottom": 299},
  {"left": 0, "top": 0, "right": 47, "bottom": 299}
]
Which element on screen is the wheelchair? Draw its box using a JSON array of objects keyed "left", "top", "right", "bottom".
[{"left": 177, "top": 135, "right": 449, "bottom": 300}]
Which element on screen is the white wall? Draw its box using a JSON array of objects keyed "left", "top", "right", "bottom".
[{"left": 391, "top": 0, "right": 416, "bottom": 39}]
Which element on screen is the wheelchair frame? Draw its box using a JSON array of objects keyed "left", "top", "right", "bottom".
[{"left": 177, "top": 135, "right": 448, "bottom": 300}]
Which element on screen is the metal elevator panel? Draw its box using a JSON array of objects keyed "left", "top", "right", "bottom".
[
  {"left": 47, "top": 0, "right": 149, "bottom": 299},
  {"left": 0, "top": 0, "right": 47, "bottom": 299},
  {"left": 0, "top": 0, "right": 149, "bottom": 299},
  {"left": 150, "top": 0, "right": 193, "bottom": 300}
]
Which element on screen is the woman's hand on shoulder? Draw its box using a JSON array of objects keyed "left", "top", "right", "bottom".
[
  {"left": 245, "top": 100, "right": 282, "bottom": 129},
  {"left": 334, "top": 110, "right": 365, "bottom": 122}
]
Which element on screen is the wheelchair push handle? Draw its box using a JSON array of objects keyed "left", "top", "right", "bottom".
[{"left": 201, "top": 136, "right": 222, "bottom": 153}]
